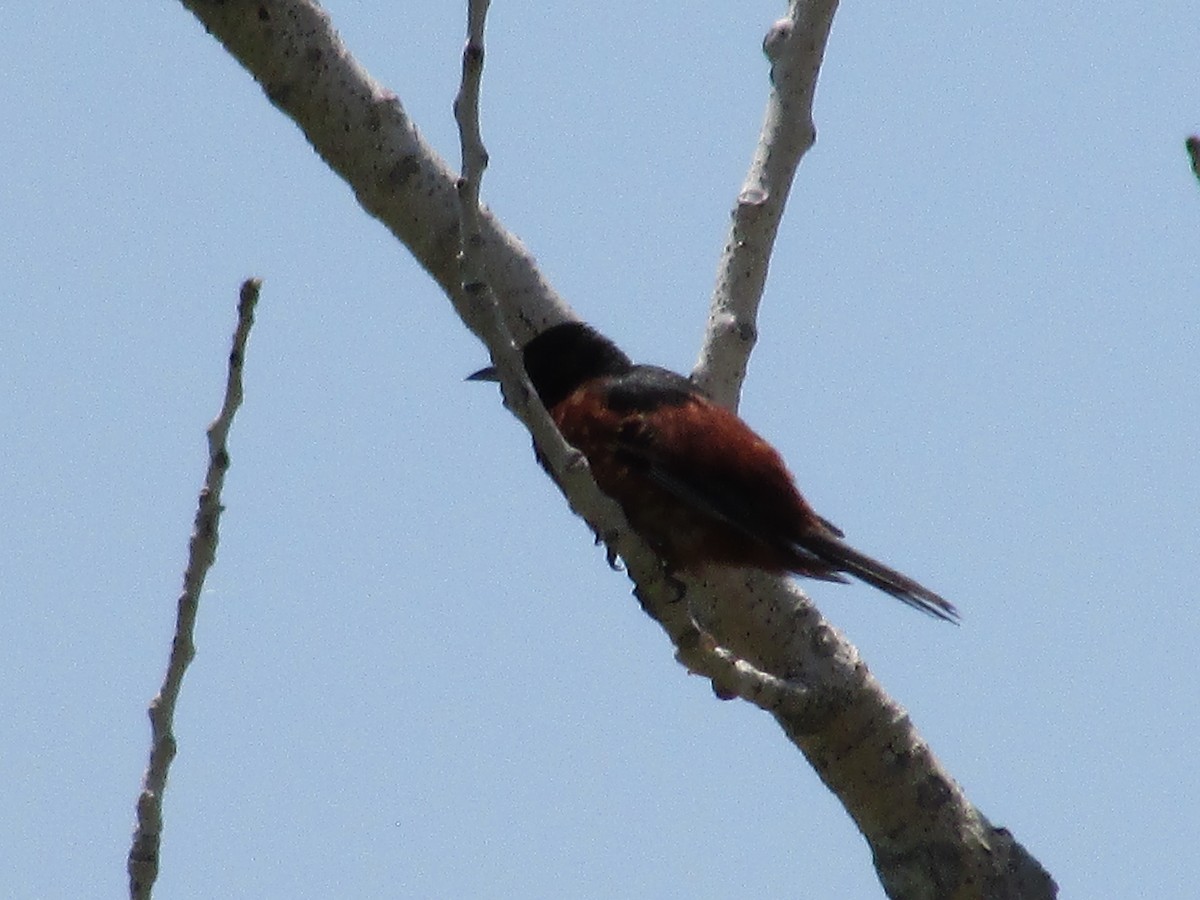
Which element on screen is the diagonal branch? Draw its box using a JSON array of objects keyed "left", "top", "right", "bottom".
[
  {"left": 171, "top": 4, "right": 1056, "bottom": 897},
  {"left": 178, "top": 0, "right": 565, "bottom": 348},
  {"left": 128, "top": 278, "right": 260, "bottom": 900},
  {"left": 448, "top": 0, "right": 758, "bottom": 700}
]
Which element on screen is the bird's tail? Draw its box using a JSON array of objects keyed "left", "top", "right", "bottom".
[{"left": 801, "top": 530, "right": 959, "bottom": 623}]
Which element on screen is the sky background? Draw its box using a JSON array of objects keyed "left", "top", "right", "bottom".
[{"left": 3, "top": 2, "right": 1198, "bottom": 897}]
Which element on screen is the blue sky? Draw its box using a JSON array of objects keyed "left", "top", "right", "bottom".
[{"left": 2, "top": 2, "right": 1198, "bottom": 897}]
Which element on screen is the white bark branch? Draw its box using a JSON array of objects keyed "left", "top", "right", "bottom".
[
  {"left": 127, "top": 278, "right": 260, "bottom": 900},
  {"left": 178, "top": 0, "right": 566, "bottom": 347},
  {"left": 169, "top": 3, "right": 1056, "bottom": 897},
  {"left": 694, "top": 0, "right": 839, "bottom": 408},
  {"left": 449, "top": 0, "right": 676, "bottom": 624},
  {"left": 449, "top": 0, "right": 755, "bottom": 698}
]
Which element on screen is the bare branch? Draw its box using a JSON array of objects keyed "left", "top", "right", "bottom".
[
  {"left": 448, "top": 0, "right": 717, "bottom": 667},
  {"left": 450, "top": 0, "right": 631, "bottom": 569},
  {"left": 439, "top": 12, "right": 1042, "bottom": 890},
  {"left": 177, "top": 0, "right": 568, "bottom": 346},
  {"left": 693, "top": 0, "right": 839, "bottom": 408},
  {"left": 170, "top": 5, "right": 1057, "bottom": 896},
  {"left": 127, "top": 278, "right": 260, "bottom": 900}
]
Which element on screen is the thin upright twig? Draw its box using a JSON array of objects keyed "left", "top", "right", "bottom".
[
  {"left": 450, "top": 0, "right": 649, "bottom": 585},
  {"left": 447, "top": 0, "right": 805, "bottom": 709},
  {"left": 693, "top": 0, "right": 840, "bottom": 408},
  {"left": 127, "top": 278, "right": 261, "bottom": 899}
]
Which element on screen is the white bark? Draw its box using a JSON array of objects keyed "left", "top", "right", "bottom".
[
  {"left": 164, "top": 3, "right": 1057, "bottom": 897},
  {"left": 128, "top": 279, "right": 260, "bottom": 899}
]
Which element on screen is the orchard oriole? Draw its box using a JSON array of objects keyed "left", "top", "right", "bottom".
[{"left": 471, "top": 322, "right": 957, "bottom": 622}]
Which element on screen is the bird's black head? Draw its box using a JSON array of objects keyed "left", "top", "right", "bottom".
[{"left": 521, "top": 322, "right": 633, "bottom": 409}]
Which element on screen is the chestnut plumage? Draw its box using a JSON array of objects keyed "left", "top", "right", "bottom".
[{"left": 472, "top": 322, "right": 958, "bottom": 622}]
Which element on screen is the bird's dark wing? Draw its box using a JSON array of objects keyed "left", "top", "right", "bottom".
[
  {"left": 599, "top": 369, "right": 958, "bottom": 619},
  {"left": 634, "top": 456, "right": 847, "bottom": 579},
  {"left": 601, "top": 368, "right": 846, "bottom": 578},
  {"left": 602, "top": 365, "right": 699, "bottom": 413},
  {"left": 605, "top": 367, "right": 846, "bottom": 534},
  {"left": 629, "top": 409, "right": 958, "bottom": 619}
]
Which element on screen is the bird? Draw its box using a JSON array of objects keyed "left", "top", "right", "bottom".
[{"left": 470, "top": 321, "right": 958, "bottom": 622}]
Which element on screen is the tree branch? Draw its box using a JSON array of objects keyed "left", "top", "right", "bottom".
[
  {"left": 693, "top": 0, "right": 839, "bottom": 408},
  {"left": 448, "top": 0, "right": 748, "bottom": 696},
  {"left": 128, "top": 278, "right": 260, "bottom": 900},
  {"left": 170, "top": 3, "right": 1056, "bottom": 896},
  {"left": 178, "top": 0, "right": 565, "bottom": 347}
]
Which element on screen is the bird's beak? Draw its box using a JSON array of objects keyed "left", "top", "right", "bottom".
[{"left": 466, "top": 365, "right": 499, "bottom": 383}]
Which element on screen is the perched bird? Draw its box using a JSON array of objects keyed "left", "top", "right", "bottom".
[{"left": 471, "top": 321, "right": 958, "bottom": 622}]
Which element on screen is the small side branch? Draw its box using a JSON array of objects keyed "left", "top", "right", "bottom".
[
  {"left": 449, "top": 0, "right": 762, "bottom": 692},
  {"left": 450, "top": 0, "right": 615, "bottom": 531},
  {"left": 694, "top": 0, "right": 840, "bottom": 408},
  {"left": 127, "top": 279, "right": 260, "bottom": 900}
]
